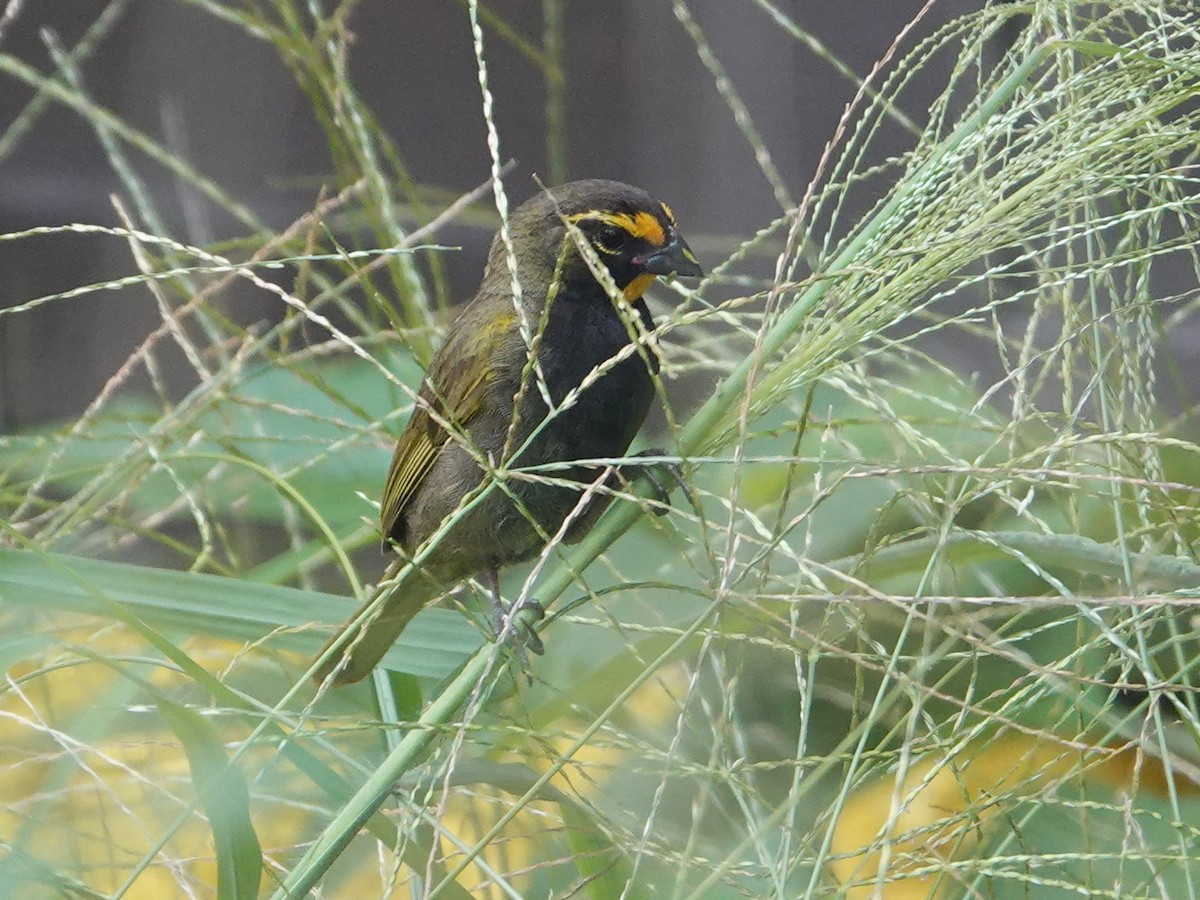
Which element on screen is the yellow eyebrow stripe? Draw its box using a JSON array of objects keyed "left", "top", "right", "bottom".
[{"left": 567, "top": 210, "right": 667, "bottom": 247}]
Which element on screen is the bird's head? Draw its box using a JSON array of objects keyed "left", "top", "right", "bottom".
[{"left": 490, "top": 179, "right": 703, "bottom": 303}]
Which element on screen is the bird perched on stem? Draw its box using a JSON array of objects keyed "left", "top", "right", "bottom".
[{"left": 313, "top": 179, "right": 703, "bottom": 686}]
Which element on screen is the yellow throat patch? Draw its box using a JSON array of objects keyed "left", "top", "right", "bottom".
[{"left": 623, "top": 272, "right": 656, "bottom": 302}]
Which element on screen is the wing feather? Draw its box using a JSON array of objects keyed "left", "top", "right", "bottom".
[{"left": 378, "top": 307, "right": 514, "bottom": 543}]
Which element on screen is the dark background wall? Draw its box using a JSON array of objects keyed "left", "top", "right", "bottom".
[{"left": 1, "top": 0, "right": 997, "bottom": 429}]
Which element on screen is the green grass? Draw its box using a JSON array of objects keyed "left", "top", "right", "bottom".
[{"left": 3, "top": 1, "right": 1200, "bottom": 897}]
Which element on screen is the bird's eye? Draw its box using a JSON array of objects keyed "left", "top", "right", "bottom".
[{"left": 593, "top": 225, "right": 627, "bottom": 254}]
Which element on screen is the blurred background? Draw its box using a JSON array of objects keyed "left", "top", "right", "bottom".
[
  {"left": 5, "top": 3, "right": 1200, "bottom": 898},
  {"left": 1, "top": 0, "right": 1007, "bottom": 428}
]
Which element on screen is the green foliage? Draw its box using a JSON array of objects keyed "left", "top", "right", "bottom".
[
  {"left": 156, "top": 698, "right": 263, "bottom": 899},
  {"left": 3, "top": 1, "right": 1200, "bottom": 898}
]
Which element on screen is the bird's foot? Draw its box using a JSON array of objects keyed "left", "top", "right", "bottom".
[
  {"left": 622, "top": 448, "right": 693, "bottom": 514},
  {"left": 491, "top": 596, "right": 546, "bottom": 658}
]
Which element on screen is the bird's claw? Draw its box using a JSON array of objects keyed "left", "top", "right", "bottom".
[
  {"left": 624, "top": 448, "right": 693, "bottom": 514},
  {"left": 492, "top": 596, "right": 546, "bottom": 657}
]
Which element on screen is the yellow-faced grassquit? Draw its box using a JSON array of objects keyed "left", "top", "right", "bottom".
[{"left": 314, "top": 179, "right": 703, "bottom": 685}]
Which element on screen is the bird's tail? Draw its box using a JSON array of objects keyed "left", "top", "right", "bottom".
[{"left": 311, "top": 570, "right": 442, "bottom": 686}]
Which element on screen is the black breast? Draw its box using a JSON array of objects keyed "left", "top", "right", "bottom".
[{"left": 529, "top": 295, "right": 657, "bottom": 462}]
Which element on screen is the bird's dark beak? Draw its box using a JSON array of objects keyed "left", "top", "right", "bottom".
[{"left": 638, "top": 235, "right": 704, "bottom": 279}]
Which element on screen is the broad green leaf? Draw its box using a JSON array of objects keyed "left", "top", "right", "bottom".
[
  {"left": 0, "top": 548, "right": 481, "bottom": 680},
  {"left": 0, "top": 356, "right": 424, "bottom": 531},
  {"left": 156, "top": 698, "right": 263, "bottom": 900}
]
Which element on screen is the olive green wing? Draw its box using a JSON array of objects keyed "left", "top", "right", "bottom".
[{"left": 378, "top": 309, "right": 514, "bottom": 542}]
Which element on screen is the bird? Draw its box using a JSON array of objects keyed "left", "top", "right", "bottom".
[{"left": 313, "top": 179, "right": 703, "bottom": 686}]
